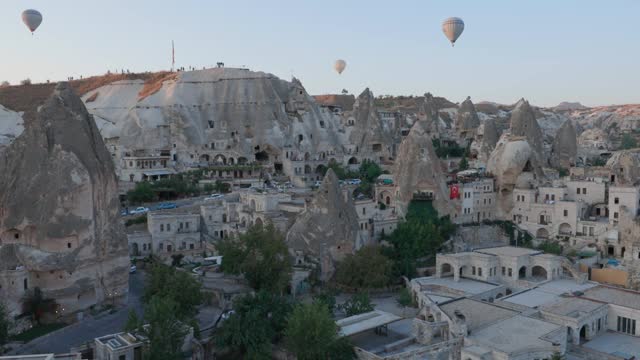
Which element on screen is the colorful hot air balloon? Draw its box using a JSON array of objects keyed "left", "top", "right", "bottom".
[
  {"left": 334, "top": 59, "right": 346, "bottom": 75},
  {"left": 442, "top": 17, "right": 464, "bottom": 46},
  {"left": 22, "top": 9, "right": 43, "bottom": 34}
]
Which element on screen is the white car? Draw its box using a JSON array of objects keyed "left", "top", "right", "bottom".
[
  {"left": 129, "top": 207, "right": 150, "bottom": 215},
  {"left": 129, "top": 265, "right": 137, "bottom": 274},
  {"left": 348, "top": 179, "right": 362, "bottom": 185},
  {"left": 205, "top": 193, "right": 224, "bottom": 201},
  {"left": 313, "top": 180, "right": 322, "bottom": 187}
]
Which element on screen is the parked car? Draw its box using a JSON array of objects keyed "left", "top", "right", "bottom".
[
  {"left": 129, "top": 207, "right": 150, "bottom": 215},
  {"left": 313, "top": 180, "right": 322, "bottom": 187},
  {"left": 129, "top": 265, "right": 137, "bottom": 274},
  {"left": 120, "top": 209, "right": 129, "bottom": 216},
  {"left": 156, "top": 202, "right": 178, "bottom": 210},
  {"left": 347, "top": 178, "right": 362, "bottom": 185},
  {"left": 205, "top": 193, "right": 224, "bottom": 201}
]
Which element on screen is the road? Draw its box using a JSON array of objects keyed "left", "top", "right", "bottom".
[{"left": 10, "top": 271, "right": 146, "bottom": 355}]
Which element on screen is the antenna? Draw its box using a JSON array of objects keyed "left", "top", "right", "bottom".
[{"left": 171, "top": 40, "right": 175, "bottom": 72}]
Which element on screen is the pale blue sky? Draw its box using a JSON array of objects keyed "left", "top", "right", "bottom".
[{"left": 2, "top": 1, "right": 638, "bottom": 106}]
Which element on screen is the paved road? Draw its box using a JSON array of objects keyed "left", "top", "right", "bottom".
[{"left": 11, "top": 271, "right": 145, "bottom": 355}]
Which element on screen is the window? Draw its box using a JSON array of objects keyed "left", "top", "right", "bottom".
[
  {"left": 617, "top": 316, "right": 636, "bottom": 335},
  {"left": 508, "top": 268, "right": 513, "bottom": 277},
  {"left": 186, "top": 222, "right": 189, "bottom": 229},
  {"left": 583, "top": 188, "right": 587, "bottom": 194},
  {"left": 564, "top": 210, "right": 568, "bottom": 217},
  {"left": 576, "top": 188, "right": 580, "bottom": 194},
  {"left": 614, "top": 212, "right": 619, "bottom": 219},
  {"left": 551, "top": 194, "right": 555, "bottom": 201},
  {"left": 160, "top": 224, "right": 164, "bottom": 232},
  {"left": 167, "top": 224, "right": 171, "bottom": 231},
  {"left": 478, "top": 268, "right": 482, "bottom": 276},
  {"left": 67, "top": 242, "right": 71, "bottom": 249},
  {"left": 472, "top": 266, "right": 476, "bottom": 275},
  {"left": 502, "top": 267, "right": 506, "bottom": 275},
  {"left": 615, "top": 197, "right": 620, "bottom": 204}
]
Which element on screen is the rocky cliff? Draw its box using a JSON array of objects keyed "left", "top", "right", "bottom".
[
  {"left": 0, "top": 83, "right": 129, "bottom": 316},
  {"left": 455, "top": 97, "right": 480, "bottom": 139},
  {"left": 550, "top": 120, "right": 578, "bottom": 169},
  {"left": 346, "top": 88, "right": 394, "bottom": 160},
  {"left": 286, "top": 169, "right": 360, "bottom": 281},
  {"left": 392, "top": 119, "right": 455, "bottom": 218},
  {"left": 509, "top": 99, "right": 545, "bottom": 158}
]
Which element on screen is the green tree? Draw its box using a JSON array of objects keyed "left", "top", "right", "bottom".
[
  {"left": 0, "top": 302, "right": 9, "bottom": 352},
  {"left": 340, "top": 293, "right": 374, "bottom": 317},
  {"left": 127, "top": 182, "right": 155, "bottom": 204},
  {"left": 171, "top": 254, "right": 184, "bottom": 267},
  {"left": 313, "top": 290, "right": 337, "bottom": 313},
  {"left": 550, "top": 352, "right": 564, "bottom": 360},
  {"left": 621, "top": 133, "right": 638, "bottom": 150},
  {"left": 218, "top": 223, "right": 292, "bottom": 292},
  {"left": 358, "top": 160, "right": 383, "bottom": 183},
  {"left": 396, "top": 288, "right": 414, "bottom": 308},
  {"left": 335, "top": 246, "right": 393, "bottom": 289},
  {"left": 144, "top": 263, "right": 203, "bottom": 319},
  {"left": 285, "top": 302, "right": 355, "bottom": 360},
  {"left": 124, "top": 309, "right": 141, "bottom": 332},
  {"left": 142, "top": 297, "right": 188, "bottom": 360},
  {"left": 217, "top": 291, "right": 292, "bottom": 359},
  {"left": 383, "top": 201, "right": 455, "bottom": 277},
  {"left": 458, "top": 156, "right": 469, "bottom": 171}
]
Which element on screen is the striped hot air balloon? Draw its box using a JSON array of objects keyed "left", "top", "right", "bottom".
[
  {"left": 442, "top": 17, "right": 464, "bottom": 46},
  {"left": 22, "top": 9, "right": 43, "bottom": 34}
]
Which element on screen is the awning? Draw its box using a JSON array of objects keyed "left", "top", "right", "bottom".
[
  {"left": 143, "top": 169, "right": 174, "bottom": 177},
  {"left": 336, "top": 310, "right": 402, "bottom": 337}
]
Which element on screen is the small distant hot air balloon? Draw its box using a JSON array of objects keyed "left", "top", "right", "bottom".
[
  {"left": 442, "top": 17, "right": 464, "bottom": 46},
  {"left": 334, "top": 59, "right": 346, "bottom": 75},
  {"left": 22, "top": 9, "right": 43, "bottom": 35}
]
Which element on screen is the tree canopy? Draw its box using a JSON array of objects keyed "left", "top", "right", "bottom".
[
  {"left": 143, "top": 263, "right": 203, "bottom": 319},
  {"left": 285, "top": 302, "right": 355, "bottom": 360},
  {"left": 142, "top": 296, "right": 188, "bottom": 360},
  {"left": 382, "top": 201, "right": 455, "bottom": 278},
  {"left": 621, "top": 133, "right": 638, "bottom": 150},
  {"left": 335, "top": 246, "right": 393, "bottom": 289},
  {"left": 218, "top": 223, "right": 292, "bottom": 292},
  {"left": 339, "top": 293, "right": 374, "bottom": 317},
  {"left": 217, "top": 291, "right": 293, "bottom": 359},
  {"left": 0, "top": 302, "right": 9, "bottom": 352}
]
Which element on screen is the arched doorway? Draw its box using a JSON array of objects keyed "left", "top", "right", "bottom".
[
  {"left": 254, "top": 217, "right": 263, "bottom": 228},
  {"left": 386, "top": 196, "right": 391, "bottom": 205},
  {"left": 559, "top": 223, "right": 572, "bottom": 235},
  {"left": 608, "top": 245, "right": 615, "bottom": 256},
  {"left": 621, "top": 247, "right": 626, "bottom": 258},
  {"left": 531, "top": 265, "right": 548, "bottom": 280},
  {"left": 441, "top": 263, "right": 453, "bottom": 277},
  {"left": 536, "top": 228, "right": 549, "bottom": 239},
  {"left": 348, "top": 157, "right": 358, "bottom": 165},
  {"left": 518, "top": 266, "right": 527, "bottom": 279},
  {"left": 459, "top": 266, "right": 467, "bottom": 278},
  {"left": 579, "top": 325, "right": 587, "bottom": 343}
]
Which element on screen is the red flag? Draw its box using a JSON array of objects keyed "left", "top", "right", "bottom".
[{"left": 450, "top": 184, "right": 459, "bottom": 199}]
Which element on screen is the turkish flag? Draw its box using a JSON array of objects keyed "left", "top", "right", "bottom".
[{"left": 450, "top": 184, "right": 459, "bottom": 199}]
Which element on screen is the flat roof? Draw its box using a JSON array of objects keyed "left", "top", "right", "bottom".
[
  {"left": 337, "top": 310, "right": 402, "bottom": 337},
  {"left": 475, "top": 246, "right": 541, "bottom": 257},
  {"left": 582, "top": 285, "right": 640, "bottom": 310},
  {"left": 415, "top": 276, "right": 500, "bottom": 297},
  {"left": 583, "top": 331, "right": 640, "bottom": 358},
  {"left": 504, "top": 279, "right": 598, "bottom": 308},
  {"left": 468, "top": 315, "right": 562, "bottom": 354},
  {"left": 439, "top": 299, "right": 518, "bottom": 332},
  {"left": 540, "top": 297, "right": 606, "bottom": 318},
  {"left": 0, "top": 356, "right": 54, "bottom": 360}
]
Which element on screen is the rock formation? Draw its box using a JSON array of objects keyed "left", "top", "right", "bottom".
[
  {"left": 487, "top": 134, "right": 544, "bottom": 217},
  {"left": 606, "top": 149, "right": 640, "bottom": 186},
  {"left": 550, "top": 120, "right": 577, "bottom": 169},
  {"left": 346, "top": 88, "right": 393, "bottom": 161},
  {"left": 286, "top": 169, "right": 360, "bottom": 281},
  {"left": 509, "top": 99, "right": 544, "bottom": 158},
  {"left": 0, "top": 83, "right": 129, "bottom": 316},
  {"left": 456, "top": 97, "right": 480, "bottom": 139},
  {"left": 392, "top": 119, "right": 455, "bottom": 218},
  {"left": 419, "top": 93, "right": 441, "bottom": 135}
]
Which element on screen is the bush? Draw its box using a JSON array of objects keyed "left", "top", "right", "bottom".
[
  {"left": 125, "top": 215, "right": 147, "bottom": 227},
  {"left": 20, "top": 78, "right": 32, "bottom": 86},
  {"left": 339, "top": 293, "right": 373, "bottom": 317},
  {"left": 127, "top": 182, "right": 155, "bottom": 204}
]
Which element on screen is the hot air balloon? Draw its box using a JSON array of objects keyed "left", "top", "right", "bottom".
[
  {"left": 442, "top": 17, "right": 464, "bottom": 46},
  {"left": 334, "top": 59, "right": 346, "bottom": 75},
  {"left": 22, "top": 9, "right": 43, "bottom": 34}
]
